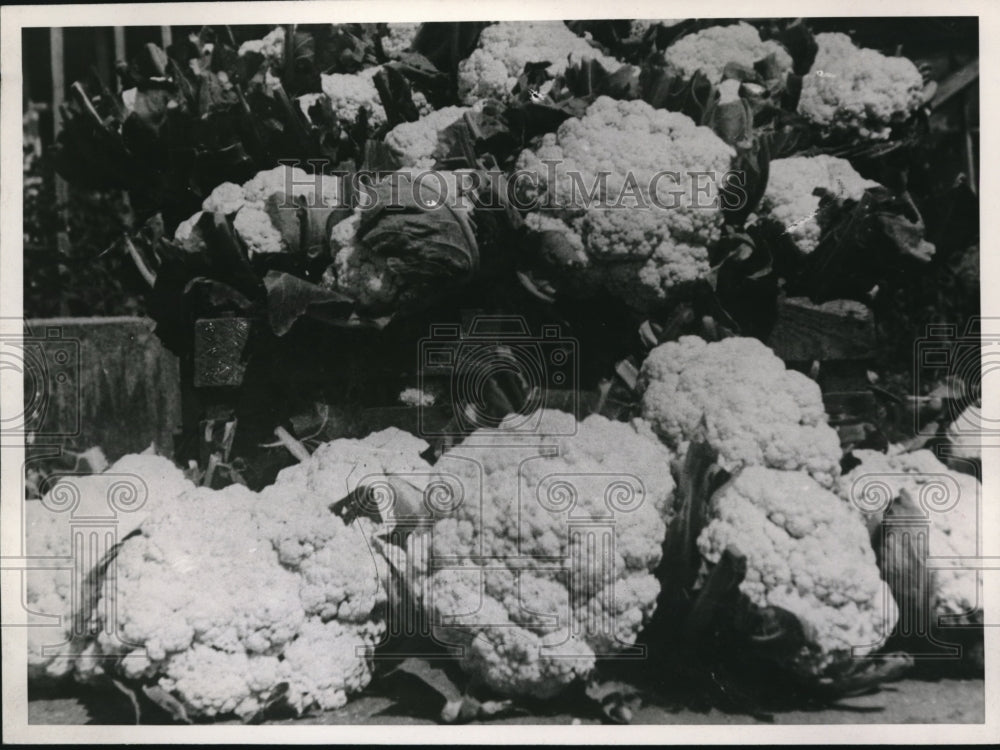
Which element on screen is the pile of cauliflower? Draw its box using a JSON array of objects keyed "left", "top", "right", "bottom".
[
  {"left": 458, "top": 21, "right": 623, "bottom": 103},
  {"left": 640, "top": 335, "right": 900, "bottom": 679},
  {"left": 25, "top": 346, "right": 980, "bottom": 715},
  {"left": 516, "top": 96, "right": 736, "bottom": 310},
  {"left": 25, "top": 430, "right": 438, "bottom": 720},
  {"left": 23, "top": 416, "right": 677, "bottom": 713},
  {"left": 658, "top": 24, "right": 924, "bottom": 140}
]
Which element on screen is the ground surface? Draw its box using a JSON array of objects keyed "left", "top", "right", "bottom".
[{"left": 28, "top": 677, "right": 984, "bottom": 725}]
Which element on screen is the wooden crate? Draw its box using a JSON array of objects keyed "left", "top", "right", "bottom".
[{"left": 22, "top": 317, "right": 182, "bottom": 459}]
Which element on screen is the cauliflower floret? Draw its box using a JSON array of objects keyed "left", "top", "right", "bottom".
[
  {"left": 233, "top": 204, "right": 285, "bottom": 256},
  {"left": 157, "top": 646, "right": 283, "bottom": 720},
  {"left": 840, "top": 448, "right": 982, "bottom": 624},
  {"left": 697, "top": 466, "right": 898, "bottom": 677},
  {"left": 399, "top": 386, "right": 436, "bottom": 407},
  {"left": 173, "top": 211, "right": 207, "bottom": 253},
  {"left": 383, "top": 106, "right": 471, "bottom": 168},
  {"left": 240, "top": 165, "right": 340, "bottom": 208},
  {"left": 759, "top": 155, "right": 881, "bottom": 254},
  {"left": 238, "top": 27, "right": 285, "bottom": 66},
  {"left": 516, "top": 96, "right": 735, "bottom": 310},
  {"left": 279, "top": 618, "right": 384, "bottom": 712},
  {"left": 323, "top": 211, "right": 402, "bottom": 310},
  {"left": 273, "top": 426, "right": 432, "bottom": 505},
  {"left": 638, "top": 336, "right": 842, "bottom": 488},
  {"left": 663, "top": 22, "right": 793, "bottom": 83},
  {"left": 25, "top": 454, "right": 194, "bottom": 680},
  {"left": 319, "top": 66, "right": 386, "bottom": 127},
  {"left": 98, "top": 486, "right": 306, "bottom": 662},
  {"left": 202, "top": 181, "right": 247, "bottom": 215},
  {"left": 416, "top": 411, "right": 674, "bottom": 699},
  {"left": 799, "top": 32, "right": 925, "bottom": 140},
  {"left": 381, "top": 22, "right": 421, "bottom": 58},
  {"left": 176, "top": 166, "right": 343, "bottom": 257},
  {"left": 457, "top": 21, "right": 623, "bottom": 103}
]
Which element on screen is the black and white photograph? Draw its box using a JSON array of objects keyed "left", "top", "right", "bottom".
[{"left": 0, "top": 1, "right": 995, "bottom": 742}]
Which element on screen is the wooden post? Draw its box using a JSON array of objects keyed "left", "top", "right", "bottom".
[
  {"left": 963, "top": 88, "right": 977, "bottom": 195},
  {"left": 49, "top": 28, "right": 66, "bottom": 188},
  {"left": 160, "top": 25, "right": 173, "bottom": 50},
  {"left": 49, "top": 27, "right": 71, "bottom": 278},
  {"left": 94, "top": 27, "right": 112, "bottom": 86},
  {"left": 113, "top": 26, "right": 126, "bottom": 64}
]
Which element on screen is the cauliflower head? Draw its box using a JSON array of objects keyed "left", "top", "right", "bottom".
[
  {"left": 638, "top": 336, "right": 842, "bottom": 488},
  {"left": 25, "top": 454, "right": 194, "bottom": 681},
  {"left": 457, "top": 21, "right": 623, "bottom": 103},
  {"left": 77, "top": 477, "right": 388, "bottom": 720},
  {"left": 274, "top": 426, "right": 432, "bottom": 503},
  {"left": 697, "top": 466, "right": 898, "bottom": 677},
  {"left": 317, "top": 66, "right": 387, "bottom": 128},
  {"left": 238, "top": 27, "right": 285, "bottom": 66},
  {"left": 760, "top": 155, "right": 881, "bottom": 254},
  {"left": 383, "top": 106, "right": 471, "bottom": 168},
  {"left": 381, "top": 22, "right": 421, "bottom": 58},
  {"left": 663, "top": 22, "right": 793, "bottom": 83},
  {"left": 798, "top": 32, "right": 925, "bottom": 140},
  {"left": 840, "top": 448, "right": 982, "bottom": 624},
  {"left": 516, "top": 96, "right": 735, "bottom": 310},
  {"left": 414, "top": 411, "right": 674, "bottom": 699},
  {"left": 180, "top": 166, "right": 343, "bottom": 257}
]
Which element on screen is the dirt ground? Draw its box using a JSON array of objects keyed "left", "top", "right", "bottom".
[{"left": 28, "top": 677, "right": 984, "bottom": 726}]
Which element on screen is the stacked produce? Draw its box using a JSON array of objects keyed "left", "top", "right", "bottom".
[{"left": 33, "top": 17, "right": 980, "bottom": 724}]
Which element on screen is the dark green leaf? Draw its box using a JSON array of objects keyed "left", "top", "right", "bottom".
[
  {"left": 774, "top": 21, "right": 818, "bottom": 76},
  {"left": 262, "top": 269, "right": 358, "bottom": 335}
]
